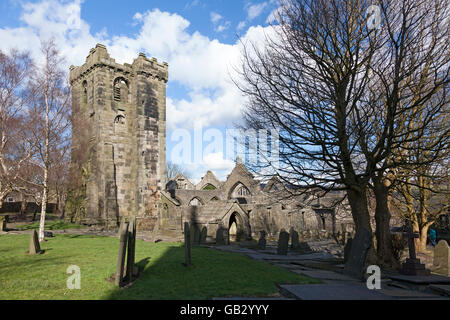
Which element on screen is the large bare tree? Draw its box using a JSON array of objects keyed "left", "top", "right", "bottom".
[{"left": 236, "top": 0, "right": 449, "bottom": 267}]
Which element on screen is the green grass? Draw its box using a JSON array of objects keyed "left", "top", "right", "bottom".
[
  {"left": 0, "top": 234, "right": 319, "bottom": 300},
  {"left": 16, "top": 221, "right": 85, "bottom": 231}
]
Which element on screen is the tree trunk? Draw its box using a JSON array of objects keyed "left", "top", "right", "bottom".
[
  {"left": 38, "top": 90, "right": 50, "bottom": 243},
  {"left": 373, "top": 177, "right": 398, "bottom": 268}
]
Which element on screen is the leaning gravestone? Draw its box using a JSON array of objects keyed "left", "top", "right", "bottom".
[
  {"left": 125, "top": 217, "right": 137, "bottom": 282},
  {"left": 115, "top": 221, "right": 129, "bottom": 286},
  {"left": 29, "top": 230, "right": 42, "bottom": 255},
  {"left": 277, "top": 229, "right": 289, "bottom": 255},
  {"left": 344, "top": 237, "right": 353, "bottom": 263},
  {"left": 290, "top": 228, "right": 300, "bottom": 251},
  {"left": 257, "top": 230, "right": 267, "bottom": 250},
  {"left": 344, "top": 229, "right": 372, "bottom": 279},
  {"left": 432, "top": 240, "right": 450, "bottom": 277},
  {"left": 184, "top": 222, "right": 191, "bottom": 266}
]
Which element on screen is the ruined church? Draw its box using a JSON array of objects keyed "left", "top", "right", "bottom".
[{"left": 69, "top": 45, "right": 352, "bottom": 241}]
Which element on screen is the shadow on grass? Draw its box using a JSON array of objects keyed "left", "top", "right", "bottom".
[{"left": 104, "top": 244, "right": 317, "bottom": 300}]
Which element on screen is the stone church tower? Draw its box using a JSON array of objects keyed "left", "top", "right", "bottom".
[{"left": 69, "top": 44, "right": 167, "bottom": 228}]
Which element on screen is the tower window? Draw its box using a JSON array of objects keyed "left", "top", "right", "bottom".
[
  {"left": 114, "top": 78, "right": 129, "bottom": 102},
  {"left": 82, "top": 81, "right": 88, "bottom": 104}
]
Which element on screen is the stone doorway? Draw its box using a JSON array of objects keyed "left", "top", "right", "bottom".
[{"left": 229, "top": 212, "right": 242, "bottom": 242}]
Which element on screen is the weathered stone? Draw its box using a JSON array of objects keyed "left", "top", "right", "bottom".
[
  {"left": 432, "top": 240, "right": 450, "bottom": 277},
  {"left": 298, "top": 241, "right": 314, "bottom": 254},
  {"left": 0, "top": 216, "right": 7, "bottom": 231},
  {"left": 290, "top": 228, "right": 299, "bottom": 251},
  {"left": 344, "top": 228, "right": 372, "bottom": 279},
  {"left": 184, "top": 222, "right": 191, "bottom": 266},
  {"left": 277, "top": 229, "right": 289, "bottom": 255},
  {"left": 29, "top": 230, "right": 42, "bottom": 255},
  {"left": 200, "top": 226, "right": 207, "bottom": 244},
  {"left": 257, "top": 230, "right": 266, "bottom": 250},
  {"left": 115, "top": 222, "right": 128, "bottom": 286},
  {"left": 216, "top": 225, "right": 229, "bottom": 245},
  {"left": 125, "top": 217, "right": 137, "bottom": 281},
  {"left": 400, "top": 221, "right": 430, "bottom": 276},
  {"left": 344, "top": 238, "right": 353, "bottom": 263}
]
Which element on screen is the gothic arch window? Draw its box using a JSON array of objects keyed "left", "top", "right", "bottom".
[
  {"left": 230, "top": 182, "right": 251, "bottom": 200},
  {"left": 113, "top": 77, "right": 129, "bottom": 103},
  {"left": 189, "top": 197, "right": 203, "bottom": 206},
  {"left": 82, "top": 80, "right": 88, "bottom": 104},
  {"left": 202, "top": 183, "right": 217, "bottom": 190},
  {"left": 114, "top": 114, "right": 126, "bottom": 125}
]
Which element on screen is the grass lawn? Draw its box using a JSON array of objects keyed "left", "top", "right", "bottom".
[{"left": 0, "top": 234, "right": 319, "bottom": 300}]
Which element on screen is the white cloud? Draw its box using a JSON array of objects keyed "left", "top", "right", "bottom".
[
  {"left": 203, "top": 152, "right": 235, "bottom": 172},
  {"left": 237, "top": 21, "right": 247, "bottom": 31},
  {"left": 246, "top": 2, "right": 269, "bottom": 20},
  {"left": 210, "top": 12, "right": 222, "bottom": 23},
  {"left": 0, "top": 0, "right": 273, "bottom": 131}
]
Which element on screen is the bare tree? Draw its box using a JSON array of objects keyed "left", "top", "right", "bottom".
[
  {"left": 0, "top": 49, "right": 35, "bottom": 207},
  {"left": 29, "top": 40, "right": 71, "bottom": 242},
  {"left": 166, "top": 161, "right": 192, "bottom": 181},
  {"left": 236, "top": 0, "right": 449, "bottom": 267}
]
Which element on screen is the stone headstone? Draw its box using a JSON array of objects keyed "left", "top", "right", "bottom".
[
  {"left": 200, "top": 226, "right": 207, "bottom": 244},
  {"left": 189, "top": 224, "right": 200, "bottom": 245},
  {"left": 0, "top": 216, "right": 7, "bottom": 231},
  {"left": 343, "top": 228, "right": 372, "bottom": 279},
  {"left": 184, "top": 222, "right": 191, "bottom": 266},
  {"left": 290, "top": 228, "right": 299, "bottom": 251},
  {"left": 216, "top": 226, "right": 229, "bottom": 245},
  {"left": 400, "top": 221, "right": 430, "bottom": 276},
  {"left": 432, "top": 240, "right": 450, "bottom": 277},
  {"left": 257, "top": 230, "right": 267, "bottom": 250},
  {"left": 344, "top": 237, "right": 353, "bottom": 263},
  {"left": 277, "top": 229, "right": 289, "bottom": 255},
  {"left": 115, "top": 222, "right": 128, "bottom": 286},
  {"left": 298, "top": 241, "right": 313, "bottom": 254},
  {"left": 125, "top": 217, "right": 137, "bottom": 281},
  {"left": 29, "top": 230, "right": 42, "bottom": 255}
]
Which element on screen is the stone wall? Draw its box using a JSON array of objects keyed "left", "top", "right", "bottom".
[{"left": 68, "top": 45, "right": 167, "bottom": 228}]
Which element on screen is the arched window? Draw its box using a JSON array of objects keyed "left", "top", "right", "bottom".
[
  {"left": 203, "top": 183, "right": 217, "bottom": 190},
  {"left": 113, "top": 78, "right": 129, "bottom": 103},
  {"left": 82, "top": 81, "right": 88, "bottom": 104},
  {"left": 210, "top": 197, "right": 219, "bottom": 201},
  {"left": 189, "top": 197, "right": 203, "bottom": 206},
  {"left": 114, "top": 114, "right": 126, "bottom": 125},
  {"left": 237, "top": 185, "right": 250, "bottom": 196},
  {"left": 230, "top": 182, "right": 251, "bottom": 199}
]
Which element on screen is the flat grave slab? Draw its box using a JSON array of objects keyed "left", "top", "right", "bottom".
[
  {"left": 389, "top": 274, "right": 450, "bottom": 284},
  {"left": 291, "top": 270, "right": 359, "bottom": 282},
  {"left": 278, "top": 284, "right": 390, "bottom": 300},
  {"left": 428, "top": 284, "right": 450, "bottom": 296}
]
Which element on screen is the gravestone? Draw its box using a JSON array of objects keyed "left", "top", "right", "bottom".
[
  {"left": 344, "top": 237, "right": 353, "bottom": 263},
  {"left": 216, "top": 226, "right": 229, "bottom": 245},
  {"left": 200, "top": 226, "right": 207, "bottom": 244},
  {"left": 431, "top": 240, "right": 450, "bottom": 277},
  {"left": 277, "top": 229, "right": 289, "bottom": 255},
  {"left": 257, "top": 230, "right": 267, "bottom": 250},
  {"left": 298, "top": 241, "right": 314, "bottom": 254},
  {"left": 343, "top": 228, "right": 372, "bottom": 279},
  {"left": 290, "top": 228, "right": 299, "bottom": 251},
  {"left": 399, "top": 221, "right": 430, "bottom": 276},
  {"left": 189, "top": 224, "right": 201, "bottom": 245},
  {"left": 0, "top": 216, "right": 7, "bottom": 231},
  {"left": 115, "top": 221, "right": 129, "bottom": 286},
  {"left": 184, "top": 222, "right": 191, "bottom": 266},
  {"left": 29, "top": 230, "right": 42, "bottom": 255},
  {"left": 125, "top": 217, "right": 137, "bottom": 281}
]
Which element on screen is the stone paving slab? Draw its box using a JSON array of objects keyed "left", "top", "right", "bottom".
[
  {"left": 428, "top": 285, "right": 450, "bottom": 296},
  {"left": 278, "top": 284, "right": 390, "bottom": 300},
  {"left": 291, "top": 270, "right": 359, "bottom": 282},
  {"left": 389, "top": 274, "right": 450, "bottom": 284}
]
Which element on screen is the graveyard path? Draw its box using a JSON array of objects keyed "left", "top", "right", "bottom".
[{"left": 210, "top": 242, "right": 450, "bottom": 300}]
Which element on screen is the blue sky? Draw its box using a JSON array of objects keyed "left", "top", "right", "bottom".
[{"left": 0, "top": 0, "right": 279, "bottom": 182}]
